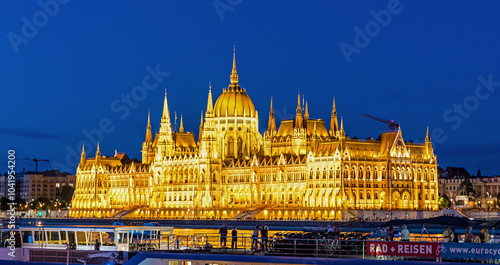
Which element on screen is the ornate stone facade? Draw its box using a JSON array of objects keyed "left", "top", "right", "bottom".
[{"left": 70, "top": 52, "right": 439, "bottom": 219}]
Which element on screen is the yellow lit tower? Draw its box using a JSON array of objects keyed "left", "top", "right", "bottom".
[
  {"left": 155, "top": 91, "right": 175, "bottom": 160},
  {"left": 330, "top": 98, "right": 339, "bottom": 138},
  {"left": 292, "top": 94, "right": 307, "bottom": 155},
  {"left": 263, "top": 97, "right": 276, "bottom": 156},
  {"left": 141, "top": 111, "right": 154, "bottom": 164}
]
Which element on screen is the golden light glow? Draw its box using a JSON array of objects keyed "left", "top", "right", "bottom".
[{"left": 70, "top": 53, "right": 439, "bottom": 219}]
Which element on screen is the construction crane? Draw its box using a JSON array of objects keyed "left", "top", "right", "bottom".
[
  {"left": 21, "top": 158, "right": 49, "bottom": 172},
  {"left": 363, "top": 114, "right": 400, "bottom": 131}
]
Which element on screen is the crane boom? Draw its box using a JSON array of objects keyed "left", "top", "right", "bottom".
[
  {"left": 362, "top": 114, "right": 400, "bottom": 130},
  {"left": 21, "top": 158, "right": 49, "bottom": 172}
]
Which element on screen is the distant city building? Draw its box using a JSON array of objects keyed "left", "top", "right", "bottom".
[
  {"left": 438, "top": 167, "right": 499, "bottom": 209},
  {"left": 0, "top": 174, "right": 7, "bottom": 198},
  {"left": 71, "top": 52, "right": 439, "bottom": 219},
  {"left": 19, "top": 170, "right": 76, "bottom": 203},
  {"left": 0, "top": 172, "right": 24, "bottom": 199},
  {"left": 438, "top": 166, "right": 471, "bottom": 199}
]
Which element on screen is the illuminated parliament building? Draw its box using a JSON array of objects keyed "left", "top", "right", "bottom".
[{"left": 70, "top": 52, "right": 439, "bottom": 219}]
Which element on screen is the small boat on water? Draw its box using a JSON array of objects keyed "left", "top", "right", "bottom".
[{"left": 2, "top": 224, "right": 174, "bottom": 252}]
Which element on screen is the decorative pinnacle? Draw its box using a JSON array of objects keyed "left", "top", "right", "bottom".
[{"left": 230, "top": 46, "right": 238, "bottom": 84}]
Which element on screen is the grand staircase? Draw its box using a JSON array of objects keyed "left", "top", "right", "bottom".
[
  {"left": 113, "top": 207, "right": 140, "bottom": 219},
  {"left": 233, "top": 204, "right": 268, "bottom": 219}
]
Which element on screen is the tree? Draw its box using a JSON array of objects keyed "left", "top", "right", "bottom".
[
  {"left": 439, "top": 194, "right": 451, "bottom": 209},
  {"left": 458, "top": 178, "right": 476, "bottom": 200},
  {"left": 32, "top": 197, "right": 52, "bottom": 210},
  {"left": 60, "top": 185, "right": 75, "bottom": 205}
]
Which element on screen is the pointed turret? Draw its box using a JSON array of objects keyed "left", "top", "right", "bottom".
[
  {"left": 96, "top": 143, "right": 101, "bottom": 157},
  {"left": 159, "top": 90, "right": 172, "bottom": 135},
  {"left": 198, "top": 112, "right": 204, "bottom": 141},
  {"left": 145, "top": 110, "right": 153, "bottom": 142},
  {"left": 304, "top": 101, "right": 309, "bottom": 120},
  {"left": 295, "top": 93, "right": 303, "bottom": 128},
  {"left": 425, "top": 126, "right": 433, "bottom": 158},
  {"left": 161, "top": 90, "right": 170, "bottom": 124},
  {"left": 79, "top": 145, "right": 86, "bottom": 167},
  {"left": 179, "top": 115, "right": 184, "bottom": 133},
  {"left": 95, "top": 143, "right": 101, "bottom": 164},
  {"left": 206, "top": 83, "right": 213, "bottom": 115},
  {"left": 230, "top": 46, "right": 238, "bottom": 85},
  {"left": 267, "top": 97, "right": 276, "bottom": 132},
  {"left": 339, "top": 117, "right": 345, "bottom": 137},
  {"left": 330, "top": 98, "right": 339, "bottom": 137}
]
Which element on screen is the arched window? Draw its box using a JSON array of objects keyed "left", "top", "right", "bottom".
[
  {"left": 367, "top": 192, "right": 371, "bottom": 200},
  {"left": 237, "top": 137, "right": 243, "bottom": 156},
  {"left": 228, "top": 137, "right": 234, "bottom": 156}
]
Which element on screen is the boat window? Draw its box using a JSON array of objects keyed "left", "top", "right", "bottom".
[
  {"left": 67, "top": 231, "right": 76, "bottom": 247},
  {"left": 34, "top": 231, "right": 44, "bottom": 244},
  {"left": 76, "top": 231, "right": 87, "bottom": 246},
  {"left": 88, "top": 232, "right": 99, "bottom": 246},
  {"left": 61, "top": 231, "right": 67, "bottom": 245},
  {"left": 118, "top": 232, "right": 128, "bottom": 244},
  {"left": 161, "top": 232, "right": 170, "bottom": 243},
  {"left": 47, "top": 231, "right": 60, "bottom": 244},
  {"left": 102, "top": 232, "right": 115, "bottom": 246},
  {"left": 22, "top": 231, "right": 34, "bottom": 244}
]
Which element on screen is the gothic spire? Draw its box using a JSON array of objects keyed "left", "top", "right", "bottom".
[
  {"left": 199, "top": 112, "right": 204, "bottom": 141},
  {"left": 304, "top": 101, "right": 309, "bottom": 120},
  {"left": 179, "top": 114, "right": 184, "bottom": 133},
  {"left": 96, "top": 142, "right": 100, "bottom": 156},
  {"left": 267, "top": 97, "right": 276, "bottom": 132},
  {"left": 295, "top": 93, "right": 303, "bottom": 128},
  {"left": 161, "top": 90, "right": 170, "bottom": 124},
  {"left": 79, "top": 144, "right": 86, "bottom": 167},
  {"left": 339, "top": 117, "right": 345, "bottom": 137},
  {"left": 330, "top": 98, "right": 339, "bottom": 137},
  {"left": 145, "top": 110, "right": 153, "bottom": 142},
  {"left": 230, "top": 46, "right": 238, "bottom": 85},
  {"left": 206, "top": 82, "right": 213, "bottom": 114},
  {"left": 425, "top": 126, "right": 431, "bottom": 142}
]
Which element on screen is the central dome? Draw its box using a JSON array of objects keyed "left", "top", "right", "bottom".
[
  {"left": 214, "top": 85, "right": 256, "bottom": 118},
  {"left": 213, "top": 50, "right": 256, "bottom": 118}
]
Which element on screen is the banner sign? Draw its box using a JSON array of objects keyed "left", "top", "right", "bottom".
[
  {"left": 366, "top": 241, "right": 441, "bottom": 257},
  {"left": 441, "top": 243, "right": 500, "bottom": 259}
]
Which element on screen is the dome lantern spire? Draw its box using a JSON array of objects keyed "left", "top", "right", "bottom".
[{"left": 230, "top": 46, "right": 238, "bottom": 85}]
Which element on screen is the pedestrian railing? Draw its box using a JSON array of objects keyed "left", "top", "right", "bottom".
[{"left": 168, "top": 234, "right": 500, "bottom": 262}]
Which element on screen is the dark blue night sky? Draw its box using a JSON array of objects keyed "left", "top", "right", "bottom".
[{"left": 1, "top": 1, "right": 499, "bottom": 175}]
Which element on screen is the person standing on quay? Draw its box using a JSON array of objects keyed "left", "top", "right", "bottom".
[
  {"left": 450, "top": 228, "right": 459, "bottom": 242},
  {"left": 231, "top": 226, "right": 238, "bottom": 250},
  {"left": 252, "top": 225, "right": 260, "bottom": 250},
  {"left": 464, "top": 227, "right": 474, "bottom": 243},
  {"left": 443, "top": 226, "right": 451, "bottom": 242},
  {"left": 387, "top": 226, "right": 394, "bottom": 241},
  {"left": 401, "top": 225, "right": 410, "bottom": 241},
  {"left": 95, "top": 238, "right": 100, "bottom": 251},
  {"left": 260, "top": 225, "right": 269, "bottom": 251},
  {"left": 219, "top": 223, "right": 228, "bottom": 248}
]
